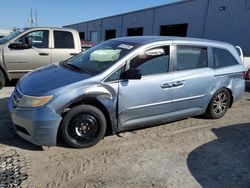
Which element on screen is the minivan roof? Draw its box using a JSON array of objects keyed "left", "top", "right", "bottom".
[{"left": 112, "top": 36, "right": 232, "bottom": 47}]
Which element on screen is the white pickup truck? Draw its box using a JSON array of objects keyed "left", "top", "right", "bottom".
[{"left": 0, "top": 27, "right": 82, "bottom": 88}]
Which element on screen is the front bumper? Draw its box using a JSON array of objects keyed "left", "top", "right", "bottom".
[{"left": 8, "top": 94, "right": 62, "bottom": 146}]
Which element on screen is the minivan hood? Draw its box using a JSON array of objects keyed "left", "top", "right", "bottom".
[{"left": 19, "top": 64, "right": 92, "bottom": 96}]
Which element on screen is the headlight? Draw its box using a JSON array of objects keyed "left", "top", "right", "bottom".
[{"left": 17, "top": 95, "right": 54, "bottom": 108}]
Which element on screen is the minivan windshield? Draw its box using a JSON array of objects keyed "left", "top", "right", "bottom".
[
  {"left": 65, "top": 40, "right": 138, "bottom": 75},
  {"left": 0, "top": 30, "right": 23, "bottom": 44}
]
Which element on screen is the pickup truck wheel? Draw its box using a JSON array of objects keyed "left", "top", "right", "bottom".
[
  {"left": 205, "top": 89, "right": 230, "bottom": 119},
  {"left": 61, "top": 105, "right": 106, "bottom": 148},
  {"left": 0, "top": 70, "right": 5, "bottom": 89}
]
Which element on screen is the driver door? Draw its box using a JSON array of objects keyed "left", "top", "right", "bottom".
[
  {"left": 118, "top": 45, "right": 174, "bottom": 129},
  {"left": 4, "top": 30, "right": 51, "bottom": 78}
]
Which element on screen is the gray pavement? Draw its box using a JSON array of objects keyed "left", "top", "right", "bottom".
[{"left": 0, "top": 82, "right": 250, "bottom": 187}]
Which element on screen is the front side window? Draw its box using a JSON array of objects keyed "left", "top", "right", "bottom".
[
  {"left": 105, "top": 66, "right": 125, "bottom": 82},
  {"left": 64, "top": 40, "right": 138, "bottom": 75},
  {"left": 15, "top": 30, "right": 49, "bottom": 48},
  {"left": 213, "top": 48, "right": 239, "bottom": 68},
  {"left": 176, "top": 46, "right": 208, "bottom": 71},
  {"left": 130, "top": 46, "right": 170, "bottom": 76},
  {"left": 54, "top": 30, "right": 74, "bottom": 49}
]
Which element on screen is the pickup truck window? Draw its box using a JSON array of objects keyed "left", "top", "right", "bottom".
[
  {"left": 54, "top": 30, "right": 74, "bottom": 49},
  {"left": 15, "top": 30, "right": 49, "bottom": 48}
]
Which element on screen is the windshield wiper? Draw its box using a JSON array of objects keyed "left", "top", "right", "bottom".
[
  {"left": 60, "top": 61, "right": 85, "bottom": 73},
  {"left": 66, "top": 63, "right": 86, "bottom": 73}
]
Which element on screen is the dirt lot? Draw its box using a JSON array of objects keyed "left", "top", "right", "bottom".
[{"left": 0, "top": 82, "right": 250, "bottom": 188}]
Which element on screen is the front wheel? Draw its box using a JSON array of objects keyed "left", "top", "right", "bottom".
[
  {"left": 205, "top": 89, "right": 231, "bottom": 119},
  {"left": 60, "top": 105, "right": 107, "bottom": 148}
]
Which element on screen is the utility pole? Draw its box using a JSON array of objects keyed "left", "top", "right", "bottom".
[
  {"left": 35, "top": 9, "right": 38, "bottom": 26},
  {"left": 29, "top": 8, "right": 38, "bottom": 27}
]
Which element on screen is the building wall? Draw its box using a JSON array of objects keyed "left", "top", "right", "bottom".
[
  {"left": 77, "top": 22, "right": 88, "bottom": 38},
  {"left": 64, "top": 0, "right": 250, "bottom": 55},
  {"left": 153, "top": 0, "right": 208, "bottom": 37},
  {"left": 204, "top": 0, "right": 250, "bottom": 55},
  {"left": 122, "top": 9, "right": 154, "bottom": 36},
  {"left": 102, "top": 16, "right": 123, "bottom": 39}
]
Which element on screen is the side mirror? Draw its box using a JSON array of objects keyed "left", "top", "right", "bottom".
[
  {"left": 9, "top": 37, "right": 33, "bottom": 49},
  {"left": 25, "top": 37, "right": 33, "bottom": 48},
  {"left": 9, "top": 43, "right": 29, "bottom": 49},
  {"left": 121, "top": 68, "right": 141, "bottom": 80}
]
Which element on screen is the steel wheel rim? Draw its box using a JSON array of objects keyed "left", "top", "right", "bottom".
[
  {"left": 68, "top": 113, "right": 100, "bottom": 144},
  {"left": 212, "top": 93, "right": 228, "bottom": 115}
]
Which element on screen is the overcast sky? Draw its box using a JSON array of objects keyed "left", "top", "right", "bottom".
[{"left": 0, "top": 0, "right": 181, "bottom": 29}]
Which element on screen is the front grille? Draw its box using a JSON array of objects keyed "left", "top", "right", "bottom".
[
  {"left": 13, "top": 87, "right": 23, "bottom": 106},
  {"left": 14, "top": 124, "right": 30, "bottom": 136}
]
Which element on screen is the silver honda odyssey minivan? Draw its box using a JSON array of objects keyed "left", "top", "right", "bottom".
[{"left": 9, "top": 36, "right": 245, "bottom": 148}]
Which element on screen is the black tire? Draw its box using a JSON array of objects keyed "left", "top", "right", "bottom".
[
  {"left": 60, "top": 104, "right": 106, "bottom": 148},
  {"left": 205, "top": 89, "right": 231, "bottom": 119},
  {"left": 0, "top": 70, "right": 5, "bottom": 89}
]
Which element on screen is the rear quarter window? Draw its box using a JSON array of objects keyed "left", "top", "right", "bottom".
[
  {"left": 213, "top": 48, "right": 239, "bottom": 68},
  {"left": 54, "top": 30, "right": 74, "bottom": 49}
]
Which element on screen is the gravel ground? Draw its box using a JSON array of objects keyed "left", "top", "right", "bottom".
[{"left": 0, "top": 82, "right": 250, "bottom": 188}]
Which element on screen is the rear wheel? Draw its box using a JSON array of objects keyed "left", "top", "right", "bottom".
[
  {"left": 61, "top": 105, "right": 106, "bottom": 148},
  {"left": 0, "top": 70, "right": 5, "bottom": 89},
  {"left": 205, "top": 89, "right": 231, "bottom": 119}
]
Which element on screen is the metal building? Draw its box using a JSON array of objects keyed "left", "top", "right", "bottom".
[{"left": 64, "top": 0, "right": 250, "bottom": 56}]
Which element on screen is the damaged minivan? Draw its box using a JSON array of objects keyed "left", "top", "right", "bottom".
[{"left": 9, "top": 36, "right": 245, "bottom": 148}]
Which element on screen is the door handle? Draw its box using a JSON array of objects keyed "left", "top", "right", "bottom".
[
  {"left": 172, "top": 81, "right": 184, "bottom": 87},
  {"left": 160, "top": 81, "right": 185, "bottom": 89},
  {"left": 39, "top": 52, "right": 49, "bottom": 56},
  {"left": 70, "top": 53, "right": 79, "bottom": 56},
  {"left": 160, "top": 83, "right": 172, "bottom": 89}
]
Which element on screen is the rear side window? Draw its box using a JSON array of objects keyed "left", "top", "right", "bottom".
[
  {"left": 213, "top": 48, "right": 238, "bottom": 68},
  {"left": 176, "top": 46, "right": 208, "bottom": 71},
  {"left": 54, "top": 31, "right": 74, "bottom": 49}
]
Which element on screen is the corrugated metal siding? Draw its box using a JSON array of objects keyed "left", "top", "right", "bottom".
[
  {"left": 153, "top": 0, "right": 207, "bottom": 37},
  {"left": 87, "top": 20, "right": 102, "bottom": 42},
  {"left": 204, "top": 0, "right": 250, "bottom": 55},
  {"left": 77, "top": 22, "right": 87, "bottom": 39},
  {"left": 63, "top": 24, "right": 78, "bottom": 30},
  {"left": 102, "top": 16, "right": 123, "bottom": 39},
  {"left": 64, "top": 0, "right": 250, "bottom": 56},
  {"left": 122, "top": 9, "right": 154, "bottom": 35}
]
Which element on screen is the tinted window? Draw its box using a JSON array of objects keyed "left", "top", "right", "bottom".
[
  {"left": 130, "top": 46, "right": 169, "bottom": 76},
  {"left": 176, "top": 46, "right": 208, "bottom": 71},
  {"left": 16, "top": 30, "right": 49, "bottom": 48},
  {"left": 213, "top": 48, "right": 238, "bottom": 68},
  {"left": 54, "top": 31, "right": 74, "bottom": 48}
]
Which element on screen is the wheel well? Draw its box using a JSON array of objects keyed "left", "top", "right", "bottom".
[
  {"left": 0, "top": 65, "right": 9, "bottom": 81},
  {"left": 60, "top": 98, "right": 113, "bottom": 136},
  {"left": 225, "top": 88, "right": 234, "bottom": 108}
]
